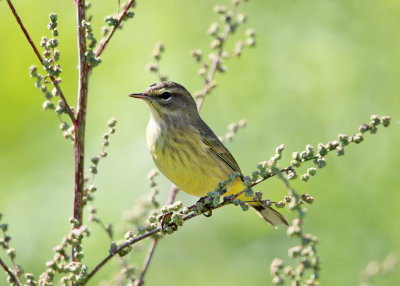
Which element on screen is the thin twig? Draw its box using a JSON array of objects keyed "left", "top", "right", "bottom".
[
  {"left": 196, "top": 1, "right": 239, "bottom": 111},
  {"left": 135, "top": 184, "right": 177, "bottom": 285},
  {"left": 166, "top": 185, "right": 179, "bottom": 203},
  {"left": 0, "top": 257, "right": 20, "bottom": 286},
  {"left": 86, "top": 228, "right": 160, "bottom": 283},
  {"left": 1, "top": 229, "right": 22, "bottom": 285},
  {"left": 6, "top": 0, "right": 76, "bottom": 123},
  {"left": 275, "top": 173, "right": 312, "bottom": 282},
  {"left": 250, "top": 166, "right": 292, "bottom": 188},
  {"left": 136, "top": 239, "right": 159, "bottom": 286},
  {"left": 95, "top": 0, "right": 136, "bottom": 58},
  {"left": 6, "top": 0, "right": 42, "bottom": 67}
]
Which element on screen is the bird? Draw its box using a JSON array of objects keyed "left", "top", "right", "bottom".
[{"left": 129, "top": 81, "right": 288, "bottom": 227}]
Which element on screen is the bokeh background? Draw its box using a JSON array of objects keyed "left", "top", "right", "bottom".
[{"left": 1, "top": 0, "right": 399, "bottom": 285}]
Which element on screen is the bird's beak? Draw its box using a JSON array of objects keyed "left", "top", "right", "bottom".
[{"left": 129, "top": 93, "right": 149, "bottom": 100}]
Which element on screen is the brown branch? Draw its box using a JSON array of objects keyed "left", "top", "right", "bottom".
[
  {"left": 166, "top": 185, "right": 179, "bottom": 205},
  {"left": 0, "top": 257, "right": 20, "bottom": 286},
  {"left": 72, "top": 0, "right": 88, "bottom": 260},
  {"left": 6, "top": 0, "right": 76, "bottom": 123},
  {"left": 94, "top": 0, "right": 136, "bottom": 59},
  {"left": 135, "top": 184, "right": 178, "bottom": 285},
  {"left": 136, "top": 239, "right": 159, "bottom": 286},
  {"left": 6, "top": 0, "right": 42, "bottom": 67},
  {"left": 85, "top": 228, "right": 160, "bottom": 283}
]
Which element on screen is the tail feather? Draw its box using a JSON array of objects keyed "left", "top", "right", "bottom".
[{"left": 249, "top": 202, "right": 289, "bottom": 228}]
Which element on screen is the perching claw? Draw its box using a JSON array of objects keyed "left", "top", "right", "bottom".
[
  {"left": 159, "top": 212, "right": 171, "bottom": 231},
  {"left": 169, "top": 223, "right": 178, "bottom": 231},
  {"left": 161, "top": 221, "right": 178, "bottom": 233},
  {"left": 159, "top": 212, "right": 172, "bottom": 224},
  {"left": 202, "top": 209, "right": 212, "bottom": 217},
  {"left": 159, "top": 212, "right": 179, "bottom": 233},
  {"left": 195, "top": 196, "right": 213, "bottom": 217}
]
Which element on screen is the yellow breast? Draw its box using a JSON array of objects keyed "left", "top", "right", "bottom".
[{"left": 146, "top": 117, "right": 234, "bottom": 197}]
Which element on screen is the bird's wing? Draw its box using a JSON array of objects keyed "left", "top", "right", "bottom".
[{"left": 196, "top": 121, "right": 242, "bottom": 176}]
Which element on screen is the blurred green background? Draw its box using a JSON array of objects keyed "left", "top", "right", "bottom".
[{"left": 1, "top": 0, "right": 399, "bottom": 285}]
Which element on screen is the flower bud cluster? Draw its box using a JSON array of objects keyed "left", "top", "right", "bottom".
[
  {"left": 29, "top": 12, "right": 75, "bottom": 139},
  {"left": 1, "top": 214, "right": 26, "bottom": 283},
  {"left": 359, "top": 252, "right": 398, "bottom": 284},
  {"left": 271, "top": 214, "right": 320, "bottom": 285},
  {"left": 80, "top": 119, "right": 118, "bottom": 241},
  {"left": 147, "top": 42, "right": 168, "bottom": 81},
  {"left": 219, "top": 119, "right": 247, "bottom": 143},
  {"left": 82, "top": 20, "right": 102, "bottom": 67},
  {"left": 40, "top": 14, "right": 62, "bottom": 77},
  {"left": 104, "top": 15, "right": 118, "bottom": 27},
  {"left": 48, "top": 13, "right": 58, "bottom": 36},
  {"left": 38, "top": 220, "right": 90, "bottom": 285},
  {"left": 147, "top": 169, "right": 161, "bottom": 209},
  {"left": 109, "top": 240, "right": 132, "bottom": 257},
  {"left": 83, "top": 118, "right": 118, "bottom": 204},
  {"left": 288, "top": 115, "right": 391, "bottom": 183},
  {"left": 189, "top": 0, "right": 253, "bottom": 100}
]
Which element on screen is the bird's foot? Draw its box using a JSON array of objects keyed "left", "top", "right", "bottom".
[
  {"left": 195, "top": 196, "right": 213, "bottom": 217},
  {"left": 158, "top": 212, "right": 178, "bottom": 233}
]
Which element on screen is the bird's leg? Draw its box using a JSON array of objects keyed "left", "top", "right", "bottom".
[
  {"left": 159, "top": 212, "right": 172, "bottom": 224},
  {"left": 158, "top": 212, "right": 178, "bottom": 232},
  {"left": 194, "top": 196, "right": 213, "bottom": 217}
]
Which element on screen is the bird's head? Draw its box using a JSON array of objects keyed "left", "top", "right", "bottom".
[{"left": 129, "top": 81, "right": 199, "bottom": 124}]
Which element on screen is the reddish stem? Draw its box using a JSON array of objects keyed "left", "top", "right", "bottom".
[
  {"left": 6, "top": 0, "right": 76, "bottom": 123},
  {"left": 135, "top": 184, "right": 178, "bottom": 284},
  {"left": 72, "top": 0, "right": 88, "bottom": 259},
  {"left": 0, "top": 258, "right": 20, "bottom": 286},
  {"left": 196, "top": 1, "right": 238, "bottom": 111},
  {"left": 95, "top": 0, "right": 136, "bottom": 58},
  {"left": 136, "top": 238, "right": 159, "bottom": 286}
]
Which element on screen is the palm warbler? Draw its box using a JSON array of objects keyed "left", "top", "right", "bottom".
[{"left": 129, "top": 81, "right": 288, "bottom": 227}]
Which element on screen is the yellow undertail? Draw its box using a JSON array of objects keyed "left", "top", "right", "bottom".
[{"left": 225, "top": 179, "right": 288, "bottom": 228}]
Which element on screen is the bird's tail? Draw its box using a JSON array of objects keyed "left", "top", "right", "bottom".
[{"left": 248, "top": 202, "right": 289, "bottom": 228}]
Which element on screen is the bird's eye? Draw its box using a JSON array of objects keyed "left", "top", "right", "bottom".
[{"left": 160, "top": 92, "right": 171, "bottom": 101}]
